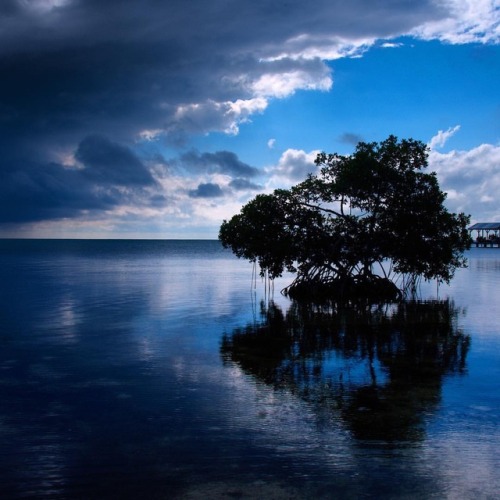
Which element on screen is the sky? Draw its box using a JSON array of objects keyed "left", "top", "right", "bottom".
[{"left": 0, "top": 0, "right": 499, "bottom": 239}]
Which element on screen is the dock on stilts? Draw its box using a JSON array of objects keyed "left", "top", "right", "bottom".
[{"left": 468, "top": 222, "right": 500, "bottom": 247}]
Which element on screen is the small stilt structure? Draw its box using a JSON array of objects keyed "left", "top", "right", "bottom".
[{"left": 468, "top": 222, "right": 500, "bottom": 247}]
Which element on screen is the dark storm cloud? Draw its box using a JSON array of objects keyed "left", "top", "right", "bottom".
[
  {"left": 0, "top": 135, "right": 156, "bottom": 224},
  {"left": 75, "top": 135, "right": 155, "bottom": 186},
  {"left": 0, "top": 160, "right": 115, "bottom": 223},
  {"left": 179, "top": 150, "right": 259, "bottom": 178},
  {"left": 0, "top": 1, "right": 21, "bottom": 16},
  {"left": 188, "top": 183, "right": 224, "bottom": 198},
  {"left": 0, "top": 0, "right": 443, "bottom": 151},
  {"left": 0, "top": 0, "right": 452, "bottom": 225}
]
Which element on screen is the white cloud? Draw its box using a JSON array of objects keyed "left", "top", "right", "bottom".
[
  {"left": 268, "top": 138, "right": 276, "bottom": 149},
  {"left": 263, "top": 34, "right": 375, "bottom": 62},
  {"left": 430, "top": 142, "right": 500, "bottom": 221},
  {"left": 381, "top": 42, "right": 404, "bottom": 48},
  {"left": 171, "top": 98, "right": 268, "bottom": 136},
  {"left": 413, "top": 0, "right": 500, "bottom": 44},
  {"left": 251, "top": 70, "right": 332, "bottom": 98},
  {"left": 267, "top": 149, "right": 320, "bottom": 188},
  {"left": 428, "top": 125, "right": 461, "bottom": 150},
  {"left": 137, "top": 129, "right": 163, "bottom": 142}
]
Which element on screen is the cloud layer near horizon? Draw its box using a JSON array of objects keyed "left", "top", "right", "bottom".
[{"left": 0, "top": 0, "right": 498, "bottom": 235}]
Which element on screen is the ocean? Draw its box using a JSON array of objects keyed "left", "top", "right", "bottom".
[{"left": 0, "top": 239, "right": 498, "bottom": 498}]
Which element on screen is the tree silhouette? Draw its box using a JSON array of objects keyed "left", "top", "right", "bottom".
[{"left": 220, "top": 136, "right": 471, "bottom": 301}]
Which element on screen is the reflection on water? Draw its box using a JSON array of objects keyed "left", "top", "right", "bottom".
[
  {"left": 0, "top": 241, "right": 498, "bottom": 499},
  {"left": 222, "top": 300, "right": 470, "bottom": 443}
]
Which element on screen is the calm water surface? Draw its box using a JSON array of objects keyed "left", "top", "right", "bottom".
[{"left": 0, "top": 240, "right": 498, "bottom": 499}]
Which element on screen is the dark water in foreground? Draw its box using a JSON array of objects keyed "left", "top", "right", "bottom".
[{"left": 0, "top": 240, "right": 498, "bottom": 499}]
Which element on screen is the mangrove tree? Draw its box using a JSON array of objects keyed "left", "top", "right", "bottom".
[{"left": 219, "top": 136, "right": 471, "bottom": 301}]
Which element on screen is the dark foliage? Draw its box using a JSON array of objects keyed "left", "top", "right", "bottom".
[{"left": 219, "top": 136, "right": 471, "bottom": 300}]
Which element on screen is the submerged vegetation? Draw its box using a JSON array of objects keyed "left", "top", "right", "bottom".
[{"left": 219, "top": 136, "right": 471, "bottom": 301}]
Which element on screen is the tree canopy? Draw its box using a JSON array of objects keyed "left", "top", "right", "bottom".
[{"left": 219, "top": 136, "right": 471, "bottom": 301}]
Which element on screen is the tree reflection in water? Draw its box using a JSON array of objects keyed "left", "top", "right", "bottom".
[{"left": 221, "top": 300, "right": 470, "bottom": 443}]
